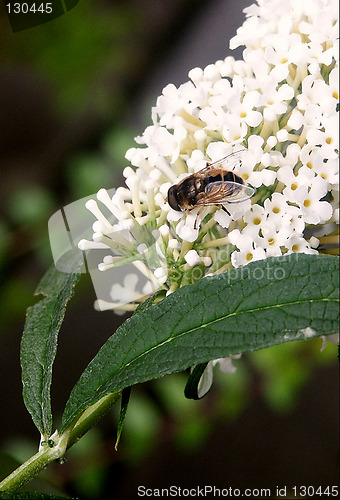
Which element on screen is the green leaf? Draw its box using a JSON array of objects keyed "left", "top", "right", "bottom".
[
  {"left": 21, "top": 252, "right": 83, "bottom": 437},
  {"left": 0, "top": 492, "right": 73, "bottom": 500},
  {"left": 133, "top": 289, "right": 166, "bottom": 315},
  {"left": 61, "top": 254, "right": 339, "bottom": 430},
  {"left": 184, "top": 363, "right": 208, "bottom": 400},
  {"left": 115, "top": 386, "right": 132, "bottom": 450}
]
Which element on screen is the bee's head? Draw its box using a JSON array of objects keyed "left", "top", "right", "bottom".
[{"left": 167, "top": 185, "right": 182, "bottom": 211}]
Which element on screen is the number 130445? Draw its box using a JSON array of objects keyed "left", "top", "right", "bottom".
[{"left": 6, "top": 3, "right": 53, "bottom": 14}]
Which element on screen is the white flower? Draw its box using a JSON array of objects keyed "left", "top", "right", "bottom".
[
  {"left": 257, "top": 221, "right": 291, "bottom": 256},
  {"left": 277, "top": 165, "right": 314, "bottom": 203},
  {"left": 184, "top": 249, "right": 202, "bottom": 267},
  {"left": 264, "top": 193, "right": 293, "bottom": 228},
  {"left": 175, "top": 210, "right": 200, "bottom": 243},
  {"left": 314, "top": 157, "right": 339, "bottom": 185},
  {"left": 243, "top": 204, "right": 267, "bottom": 228},
  {"left": 136, "top": 124, "right": 188, "bottom": 164},
  {"left": 228, "top": 229, "right": 267, "bottom": 267},
  {"left": 296, "top": 182, "right": 334, "bottom": 225},
  {"left": 79, "top": 0, "right": 338, "bottom": 316},
  {"left": 71, "top": 0, "right": 339, "bottom": 400},
  {"left": 259, "top": 79, "right": 295, "bottom": 120},
  {"left": 227, "top": 91, "right": 263, "bottom": 128},
  {"left": 197, "top": 355, "right": 242, "bottom": 399},
  {"left": 285, "top": 233, "right": 318, "bottom": 255},
  {"left": 156, "top": 82, "right": 206, "bottom": 128}
]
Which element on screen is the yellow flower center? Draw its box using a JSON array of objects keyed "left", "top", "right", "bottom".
[
  {"left": 291, "top": 183, "right": 298, "bottom": 190},
  {"left": 273, "top": 207, "right": 280, "bottom": 214},
  {"left": 303, "top": 199, "right": 311, "bottom": 207},
  {"left": 253, "top": 217, "right": 261, "bottom": 225},
  {"left": 246, "top": 253, "right": 253, "bottom": 261},
  {"left": 326, "top": 137, "right": 332, "bottom": 144},
  {"left": 292, "top": 244, "right": 299, "bottom": 252},
  {"left": 268, "top": 238, "right": 275, "bottom": 245}
]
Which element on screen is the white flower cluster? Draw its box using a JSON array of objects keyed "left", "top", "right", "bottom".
[{"left": 80, "top": 0, "right": 339, "bottom": 316}]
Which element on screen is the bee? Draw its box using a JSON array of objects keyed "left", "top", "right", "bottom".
[{"left": 167, "top": 150, "right": 254, "bottom": 221}]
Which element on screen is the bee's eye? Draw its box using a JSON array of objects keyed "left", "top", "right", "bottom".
[{"left": 167, "top": 186, "right": 181, "bottom": 211}]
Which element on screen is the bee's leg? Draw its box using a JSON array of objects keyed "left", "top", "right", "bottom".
[
  {"left": 221, "top": 205, "right": 231, "bottom": 216},
  {"left": 193, "top": 208, "right": 202, "bottom": 230},
  {"left": 194, "top": 212, "right": 199, "bottom": 230}
]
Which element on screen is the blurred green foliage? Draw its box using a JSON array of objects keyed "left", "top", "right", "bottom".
[
  {"left": 0, "top": 279, "right": 36, "bottom": 330},
  {"left": 0, "top": 219, "right": 10, "bottom": 269},
  {"left": 8, "top": 187, "right": 56, "bottom": 226},
  {"left": 66, "top": 128, "right": 137, "bottom": 200},
  {"left": 119, "top": 391, "right": 162, "bottom": 463},
  {"left": 0, "top": 1, "right": 338, "bottom": 498},
  {"left": 67, "top": 429, "right": 110, "bottom": 499},
  {"left": 251, "top": 338, "right": 334, "bottom": 412},
  {"left": 0, "top": 1, "right": 142, "bottom": 336},
  {"left": 2, "top": 0, "right": 143, "bottom": 116}
]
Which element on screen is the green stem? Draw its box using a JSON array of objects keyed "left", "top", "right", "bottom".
[
  {"left": 67, "top": 392, "right": 121, "bottom": 449},
  {"left": 0, "top": 430, "right": 70, "bottom": 492},
  {"left": 0, "top": 448, "right": 52, "bottom": 491},
  {"left": 0, "top": 392, "right": 121, "bottom": 492}
]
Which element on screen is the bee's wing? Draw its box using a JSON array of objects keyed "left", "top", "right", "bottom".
[
  {"left": 196, "top": 181, "right": 254, "bottom": 206},
  {"left": 223, "top": 183, "right": 255, "bottom": 203},
  {"left": 202, "top": 149, "right": 247, "bottom": 171}
]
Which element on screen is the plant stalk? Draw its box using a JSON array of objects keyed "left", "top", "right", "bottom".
[{"left": 0, "top": 392, "right": 121, "bottom": 492}]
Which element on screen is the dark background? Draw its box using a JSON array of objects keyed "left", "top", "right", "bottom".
[{"left": 0, "top": 1, "right": 338, "bottom": 498}]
